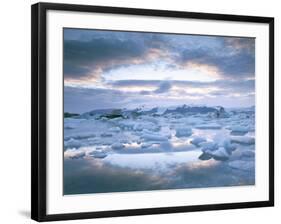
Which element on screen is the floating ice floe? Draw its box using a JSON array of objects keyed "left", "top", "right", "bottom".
[
  {"left": 64, "top": 149, "right": 85, "bottom": 159},
  {"left": 117, "top": 120, "right": 136, "bottom": 130},
  {"left": 133, "top": 122, "right": 159, "bottom": 132},
  {"left": 210, "top": 147, "right": 231, "bottom": 161},
  {"left": 231, "top": 136, "right": 255, "bottom": 145},
  {"left": 64, "top": 132, "right": 96, "bottom": 141},
  {"left": 198, "top": 152, "right": 213, "bottom": 160},
  {"left": 109, "top": 127, "right": 121, "bottom": 133},
  {"left": 89, "top": 150, "right": 107, "bottom": 159},
  {"left": 141, "top": 116, "right": 159, "bottom": 124},
  {"left": 198, "top": 140, "right": 234, "bottom": 161},
  {"left": 185, "top": 117, "right": 204, "bottom": 125},
  {"left": 209, "top": 106, "right": 229, "bottom": 118},
  {"left": 64, "top": 138, "right": 83, "bottom": 149},
  {"left": 230, "top": 126, "right": 249, "bottom": 136},
  {"left": 222, "top": 139, "right": 237, "bottom": 153},
  {"left": 195, "top": 124, "right": 222, "bottom": 130},
  {"left": 190, "top": 137, "right": 206, "bottom": 147},
  {"left": 141, "top": 142, "right": 153, "bottom": 148},
  {"left": 175, "top": 127, "right": 192, "bottom": 137},
  {"left": 141, "top": 133, "right": 168, "bottom": 142},
  {"left": 200, "top": 141, "right": 219, "bottom": 152}
]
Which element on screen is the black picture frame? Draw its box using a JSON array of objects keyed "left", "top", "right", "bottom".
[{"left": 31, "top": 2, "right": 274, "bottom": 222}]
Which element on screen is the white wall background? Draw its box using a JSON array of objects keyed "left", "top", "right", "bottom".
[{"left": 0, "top": 0, "right": 279, "bottom": 223}]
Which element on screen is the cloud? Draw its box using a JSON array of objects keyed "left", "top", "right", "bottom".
[
  {"left": 64, "top": 29, "right": 255, "bottom": 84},
  {"left": 64, "top": 158, "right": 168, "bottom": 195},
  {"left": 64, "top": 37, "right": 147, "bottom": 80},
  {"left": 64, "top": 86, "right": 129, "bottom": 113},
  {"left": 64, "top": 30, "right": 170, "bottom": 82},
  {"left": 177, "top": 38, "right": 255, "bottom": 79},
  {"left": 109, "top": 79, "right": 254, "bottom": 94},
  {"left": 63, "top": 29, "right": 255, "bottom": 109},
  {"left": 154, "top": 81, "right": 172, "bottom": 93},
  {"left": 224, "top": 37, "right": 255, "bottom": 54}
]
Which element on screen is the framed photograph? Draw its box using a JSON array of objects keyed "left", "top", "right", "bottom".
[{"left": 31, "top": 2, "right": 274, "bottom": 222}]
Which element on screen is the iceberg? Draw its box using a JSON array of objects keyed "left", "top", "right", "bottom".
[
  {"left": 141, "top": 133, "right": 168, "bottom": 142},
  {"left": 89, "top": 151, "right": 107, "bottom": 159},
  {"left": 222, "top": 139, "right": 237, "bottom": 153},
  {"left": 198, "top": 140, "right": 232, "bottom": 161},
  {"left": 133, "top": 122, "right": 159, "bottom": 132},
  {"left": 195, "top": 124, "right": 221, "bottom": 130},
  {"left": 141, "top": 142, "right": 153, "bottom": 148},
  {"left": 200, "top": 141, "right": 219, "bottom": 152},
  {"left": 198, "top": 152, "right": 212, "bottom": 160},
  {"left": 109, "top": 127, "right": 121, "bottom": 133},
  {"left": 64, "top": 149, "right": 85, "bottom": 159},
  {"left": 64, "top": 138, "right": 83, "bottom": 149},
  {"left": 209, "top": 106, "right": 229, "bottom": 118},
  {"left": 190, "top": 137, "right": 207, "bottom": 147},
  {"left": 211, "top": 147, "right": 230, "bottom": 161},
  {"left": 117, "top": 120, "right": 136, "bottom": 130},
  {"left": 230, "top": 126, "right": 249, "bottom": 136}
]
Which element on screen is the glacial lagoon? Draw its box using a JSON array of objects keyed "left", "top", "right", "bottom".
[{"left": 64, "top": 105, "right": 255, "bottom": 195}]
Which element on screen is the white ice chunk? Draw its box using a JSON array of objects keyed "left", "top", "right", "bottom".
[
  {"left": 141, "top": 117, "right": 159, "bottom": 124},
  {"left": 195, "top": 124, "right": 221, "bottom": 129},
  {"left": 200, "top": 141, "right": 219, "bottom": 152},
  {"left": 64, "top": 149, "right": 85, "bottom": 159},
  {"left": 89, "top": 151, "right": 107, "bottom": 159},
  {"left": 64, "top": 138, "right": 83, "bottom": 149},
  {"left": 211, "top": 147, "right": 230, "bottom": 161},
  {"left": 175, "top": 127, "right": 192, "bottom": 137},
  {"left": 133, "top": 122, "right": 159, "bottom": 132},
  {"left": 141, "top": 142, "right": 153, "bottom": 148},
  {"left": 141, "top": 133, "right": 168, "bottom": 142},
  {"left": 190, "top": 137, "right": 206, "bottom": 147},
  {"left": 223, "top": 139, "right": 237, "bottom": 153},
  {"left": 109, "top": 127, "right": 121, "bottom": 133},
  {"left": 198, "top": 152, "right": 213, "bottom": 160},
  {"left": 230, "top": 126, "right": 249, "bottom": 135},
  {"left": 117, "top": 120, "right": 136, "bottom": 130}
]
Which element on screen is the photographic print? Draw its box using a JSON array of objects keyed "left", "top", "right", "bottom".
[
  {"left": 63, "top": 28, "right": 256, "bottom": 195},
  {"left": 32, "top": 3, "right": 274, "bottom": 221}
]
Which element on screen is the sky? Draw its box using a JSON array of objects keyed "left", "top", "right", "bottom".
[{"left": 64, "top": 28, "right": 255, "bottom": 113}]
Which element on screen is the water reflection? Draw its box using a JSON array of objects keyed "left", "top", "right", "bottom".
[{"left": 64, "top": 149, "right": 254, "bottom": 195}]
